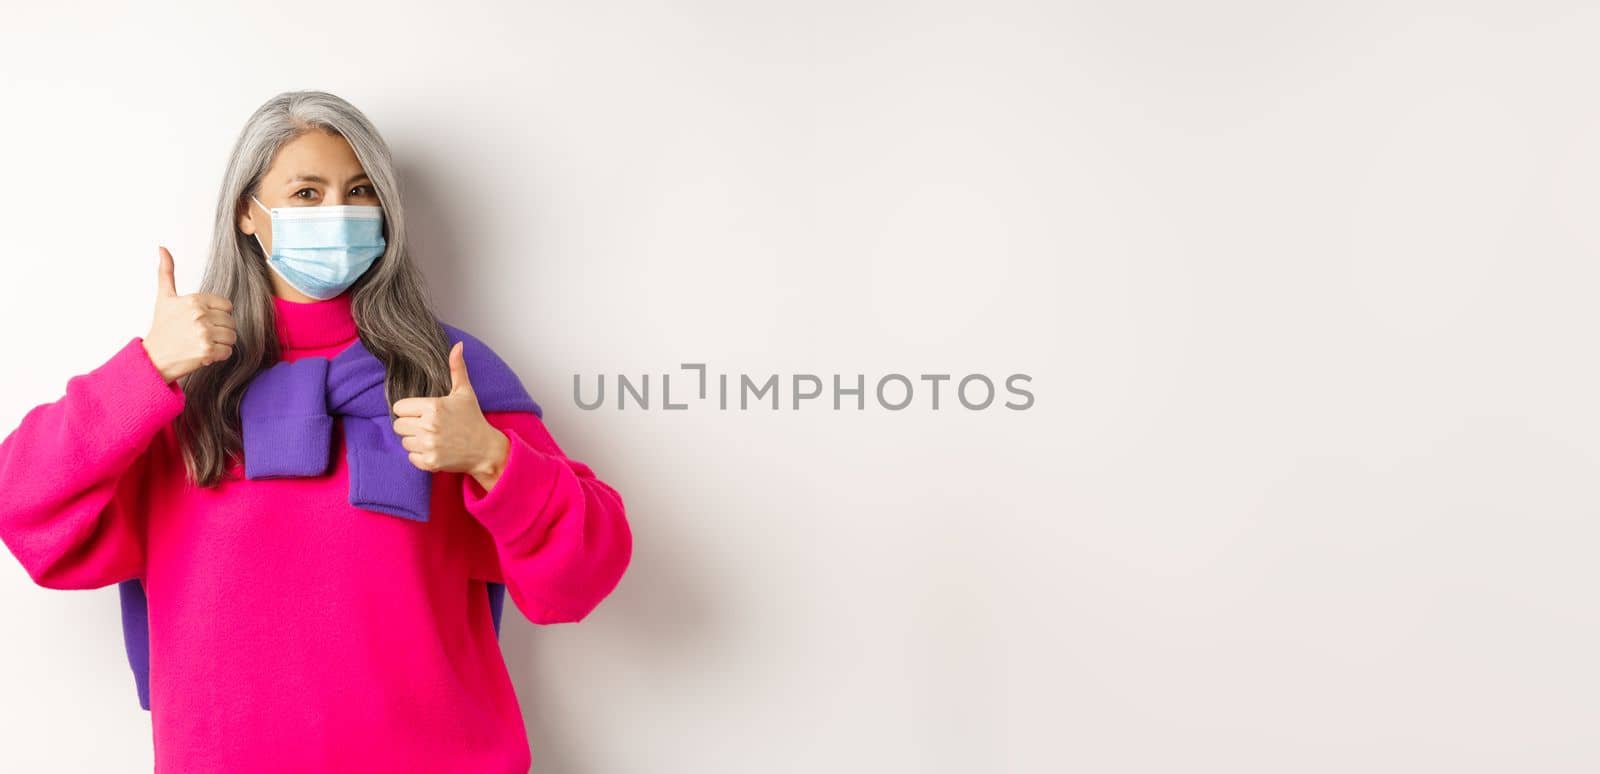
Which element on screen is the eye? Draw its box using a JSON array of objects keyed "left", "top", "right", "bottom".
[
  {"left": 293, "top": 188, "right": 318, "bottom": 201},
  {"left": 350, "top": 184, "right": 374, "bottom": 198}
]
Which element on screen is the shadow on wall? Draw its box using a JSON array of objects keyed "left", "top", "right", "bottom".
[
  {"left": 393, "top": 158, "right": 470, "bottom": 305},
  {"left": 491, "top": 453, "right": 710, "bottom": 773}
]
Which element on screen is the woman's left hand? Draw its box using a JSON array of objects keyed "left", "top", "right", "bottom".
[{"left": 392, "top": 341, "right": 511, "bottom": 489}]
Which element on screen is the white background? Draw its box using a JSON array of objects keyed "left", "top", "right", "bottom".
[{"left": 1, "top": 1, "right": 1596, "bottom": 772}]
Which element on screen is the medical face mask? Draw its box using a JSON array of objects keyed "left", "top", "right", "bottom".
[{"left": 250, "top": 196, "right": 387, "bottom": 300}]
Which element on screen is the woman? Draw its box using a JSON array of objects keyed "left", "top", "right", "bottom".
[{"left": 0, "top": 91, "right": 632, "bottom": 772}]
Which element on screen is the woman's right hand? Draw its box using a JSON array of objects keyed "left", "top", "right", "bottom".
[{"left": 142, "top": 246, "right": 238, "bottom": 384}]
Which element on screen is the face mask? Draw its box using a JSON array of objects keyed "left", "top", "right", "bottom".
[{"left": 250, "top": 196, "right": 387, "bottom": 300}]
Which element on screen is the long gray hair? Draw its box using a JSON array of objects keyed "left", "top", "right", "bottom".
[{"left": 179, "top": 90, "right": 453, "bottom": 487}]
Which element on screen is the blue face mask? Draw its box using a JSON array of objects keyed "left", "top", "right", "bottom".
[{"left": 250, "top": 196, "right": 387, "bottom": 300}]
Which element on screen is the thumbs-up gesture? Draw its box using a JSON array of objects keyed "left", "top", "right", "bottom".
[
  {"left": 142, "top": 246, "right": 238, "bottom": 384},
  {"left": 392, "top": 341, "right": 511, "bottom": 483}
]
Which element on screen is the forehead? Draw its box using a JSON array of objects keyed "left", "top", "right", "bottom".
[{"left": 264, "top": 129, "right": 366, "bottom": 182}]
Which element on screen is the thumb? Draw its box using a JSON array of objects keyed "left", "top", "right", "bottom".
[
  {"left": 157, "top": 246, "right": 178, "bottom": 298},
  {"left": 448, "top": 341, "right": 473, "bottom": 395}
]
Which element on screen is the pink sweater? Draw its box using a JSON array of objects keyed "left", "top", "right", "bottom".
[{"left": 0, "top": 292, "right": 633, "bottom": 772}]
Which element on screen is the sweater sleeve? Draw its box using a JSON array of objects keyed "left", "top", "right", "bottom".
[
  {"left": 0, "top": 336, "right": 185, "bottom": 590},
  {"left": 460, "top": 410, "right": 632, "bottom": 624}
]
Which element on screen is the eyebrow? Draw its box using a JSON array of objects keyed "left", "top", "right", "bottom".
[{"left": 287, "top": 172, "right": 372, "bottom": 186}]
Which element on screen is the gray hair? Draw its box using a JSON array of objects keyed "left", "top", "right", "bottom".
[{"left": 179, "top": 90, "right": 453, "bottom": 487}]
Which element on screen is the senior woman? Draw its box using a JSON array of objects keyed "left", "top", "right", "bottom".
[{"left": 0, "top": 90, "right": 632, "bottom": 773}]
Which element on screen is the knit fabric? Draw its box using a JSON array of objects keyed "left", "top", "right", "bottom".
[
  {"left": 238, "top": 320, "right": 542, "bottom": 520},
  {"left": 0, "top": 290, "right": 633, "bottom": 773},
  {"left": 116, "top": 311, "right": 548, "bottom": 716}
]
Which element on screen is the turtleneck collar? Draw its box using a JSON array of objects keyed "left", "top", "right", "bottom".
[{"left": 272, "top": 291, "right": 359, "bottom": 352}]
